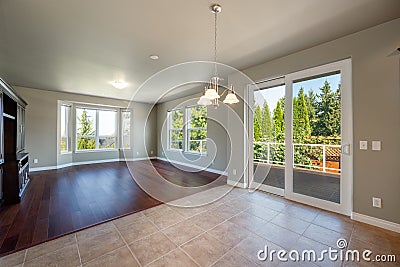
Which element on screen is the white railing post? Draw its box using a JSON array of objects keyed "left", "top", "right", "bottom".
[
  {"left": 322, "top": 145, "right": 326, "bottom": 172},
  {"left": 267, "top": 143, "right": 270, "bottom": 164}
]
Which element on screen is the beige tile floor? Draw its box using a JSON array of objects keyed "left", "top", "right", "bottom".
[{"left": 1, "top": 185, "right": 399, "bottom": 267}]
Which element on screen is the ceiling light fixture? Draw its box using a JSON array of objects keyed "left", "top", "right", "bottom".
[
  {"left": 110, "top": 80, "right": 128, "bottom": 89},
  {"left": 197, "top": 4, "right": 239, "bottom": 107},
  {"left": 149, "top": 55, "right": 159, "bottom": 60}
]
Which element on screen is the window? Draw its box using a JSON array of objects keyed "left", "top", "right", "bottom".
[
  {"left": 76, "top": 107, "right": 117, "bottom": 150},
  {"left": 121, "top": 110, "right": 131, "bottom": 149},
  {"left": 186, "top": 106, "right": 207, "bottom": 153},
  {"left": 168, "top": 109, "right": 184, "bottom": 150},
  {"left": 98, "top": 110, "right": 117, "bottom": 149},
  {"left": 60, "top": 105, "right": 71, "bottom": 153}
]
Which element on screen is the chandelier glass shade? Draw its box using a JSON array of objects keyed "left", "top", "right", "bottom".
[{"left": 197, "top": 4, "right": 239, "bottom": 107}]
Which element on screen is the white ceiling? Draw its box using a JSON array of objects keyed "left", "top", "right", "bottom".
[{"left": 1, "top": 0, "right": 399, "bottom": 103}]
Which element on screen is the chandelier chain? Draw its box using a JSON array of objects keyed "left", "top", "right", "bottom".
[{"left": 214, "top": 11, "right": 218, "bottom": 76}]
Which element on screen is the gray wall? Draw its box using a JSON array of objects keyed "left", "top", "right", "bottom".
[
  {"left": 14, "top": 86, "right": 157, "bottom": 168},
  {"left": 156, "top": 93, "right": 228, "bottom": 172},
  {"left": 226, "top": 19, "right": 400, "bottom": 223}
]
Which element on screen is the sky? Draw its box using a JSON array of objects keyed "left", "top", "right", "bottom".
[{"left": 254, "top": 73, "right": 341, "bottom": 111}]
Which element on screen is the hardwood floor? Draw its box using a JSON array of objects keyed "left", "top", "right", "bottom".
[{"left": 0, "top": 159, "right": 226, "bottom": 256}]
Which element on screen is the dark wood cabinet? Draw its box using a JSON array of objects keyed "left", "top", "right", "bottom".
[{"left": 0, "top": 78, "right": 28, "bottom": 205}]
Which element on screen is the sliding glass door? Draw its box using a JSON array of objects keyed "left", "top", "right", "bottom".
[{"left": 247, "top": 59, "right": 352, "bottom": 215}]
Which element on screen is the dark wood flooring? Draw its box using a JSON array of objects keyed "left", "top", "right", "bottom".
[{"left": 0, "top": 159, "right": 226, "bottom": 256}]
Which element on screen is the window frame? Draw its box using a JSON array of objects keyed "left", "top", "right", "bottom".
[
  {"left": 120, "top": 109, "right": 132, "bottom": 149},
  {"left": 75, "top": 106, "right": 118, "bottom": 152},
  {"left": 60, "top": 104, "right": 71, "bottom": 154},
  {"left": 167, "top": 108, "right": 184, "bottom": 151},
  {"left": 185, "top": 105, "right": 207, "bottom": 154}
]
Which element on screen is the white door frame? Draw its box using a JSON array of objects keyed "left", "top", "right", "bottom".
[
  {"left": 284, "top": 58, "right": 353, "bottom": 216},
  {"left": 245, "top": 58, "right": 353, "bottom": 216},
  {"left": 247, "top": 77, "right": 285, "bottom": 196}
]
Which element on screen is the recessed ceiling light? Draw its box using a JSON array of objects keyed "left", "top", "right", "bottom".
[
  {"left": 149, "top": 55, "right": 159, "bottom": 60},
  {"left": 110, "top": 80, "right": 128, "bottom": 89}
]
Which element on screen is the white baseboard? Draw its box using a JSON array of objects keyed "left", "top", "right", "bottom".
[
  {"left": 157, "top": 157, "right": 227, "bottom": 175},
  {"left": 351, "top": 212, "right": 400, "bottom": 233},
  {"left": 227, "top": 179, "right": 246, "bottom": 188},
  {"left": 30, "top": 157, "right": 157, "bottom": 172}
]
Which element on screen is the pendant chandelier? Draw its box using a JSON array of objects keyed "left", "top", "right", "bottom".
[{"left": 197, "top": 4, "right": 239, "bottom": 106}]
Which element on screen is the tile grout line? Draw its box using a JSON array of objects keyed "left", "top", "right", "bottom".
[
  {"left": 135, "top": 217, "right": 202, "bottom": 267},
  {"left": 112, "top": 222, "right": 143, "bottom": 267},
  {"left": 177, "top": 247, "right": 201, "bottom": 267},
  {"left": 171, "top": 204, "right": 256, "bottom": 266},
  {"left": 341, "top": 223, "right": 355, "bottom": 267},
  {"left": 21, "top": 249, "right": 28, "bottom": 267},
  {"left": 74, "top": 233, "right": 83, "bottom": 267},
  {"left": 157, "top": 221, "right": 202, "bottom": 267},
  {"left": 146, "top": 204, "right": 227, "bottom": 266},
  {"left": 12, "top": 187, "right": 363, "bottom": 266}
]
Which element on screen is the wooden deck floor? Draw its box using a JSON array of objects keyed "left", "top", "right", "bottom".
[
  {"left": 0, "top": 159, "right": 226, "bottom": 256},
  {"left": 253, "top": 163, "right": 340, "bottom": 203}
]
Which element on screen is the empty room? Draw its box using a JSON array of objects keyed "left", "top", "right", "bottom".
[{"left": 0, "top": 0, "right": 399, "bottom": 266}]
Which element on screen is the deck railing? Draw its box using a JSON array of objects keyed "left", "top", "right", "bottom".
[{"left": 254, "top": 142, "right": 341, "bottom": 173}]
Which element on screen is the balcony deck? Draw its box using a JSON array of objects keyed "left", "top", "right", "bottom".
[{"left": 253, "top": 163, "right": 340, "bottom": 203}]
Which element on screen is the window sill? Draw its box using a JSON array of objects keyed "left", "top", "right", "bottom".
[
  {"left": 60, "top": 151, "right": 72, "bottom": 155},
  {"left": 74, "top": 149, "right": 119, "bottom": 153},
  {"left": 184, "top": 151, "right": 207, "bottom": 157},
  {"left": 167, "top": 148, "right": 183, "bottom": 152}
]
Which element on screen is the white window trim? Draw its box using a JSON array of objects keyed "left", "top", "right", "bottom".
[
  {"left": 60, "top": 103, "right": 72, "bottom": 154},
  {"left": 185, "top": 106, "right": 207, "bottom": 155},
  {"left": 167, "top": 108, "right": 184, "bottom": 151},
  {"left": 120, "top": 109, "right": 132, "bottom": 150},
  {"left": 75, "top": 106, "right": 118, "bottom": 152}
]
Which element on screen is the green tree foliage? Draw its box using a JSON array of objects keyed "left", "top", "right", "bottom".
[
  {"left": 189, "top": 106, "right": 207, "bottom": 152},
  {"left": 305, "top": 90, "right": 318, "bottom": 136},
  {"left": 77, "top": 110, "right": 95, "bottom": 150},
  {"left": 253, "top": 105, "right": 262, "bottom": 141},
  {"left": 254, "top": 80, "right": 342, "bottom": 169},
  {"left": 293, "top": 88, "right": 311, "bottom": 142},
  {"left": 170, "top": 109, "right": 184, "bottom": 149},
  {"left": 315, "top": 81, "right": 341, "bottom": 137},
  {"left": 261, "top": 102, "right": 273, "bottom": 141},
  {"left": 273, "top": 101, "right": 285, "bottom": 142}
]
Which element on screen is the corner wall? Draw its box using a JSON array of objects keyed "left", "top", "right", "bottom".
[{"left": 156, "top": 93, "right": 228, "bottom": 173}]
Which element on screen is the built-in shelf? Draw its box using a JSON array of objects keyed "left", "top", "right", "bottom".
[{"left": 1, "top": 77, "right": 28, "bottom": 205}]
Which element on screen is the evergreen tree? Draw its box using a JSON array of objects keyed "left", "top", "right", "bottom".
[
  {"left": 254, "top": 105, "right": 262, "bottom": 141},
  {"left": 261, "top": 102, "right": 273, "bottom": 141},
  {"left": 316, "top": 80, "right": 340, "bottom": 137},
  {"left": 273, "top": 101, "right": 284, "bottom": 142},
  {"left": 77, "top": 110, "right": 95, "bottom": 149},
  {"left": 305, "top": 89, "right": 318, "bottom": 136},
  {"left": 332, "top": 84, "right": 341, "bottom": 136},
  {"left": 278, "top": 97, "right": 285, "bottom": 113},
  {"left": 293, "top": 88, "right": 311, "bottom": 142}
]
